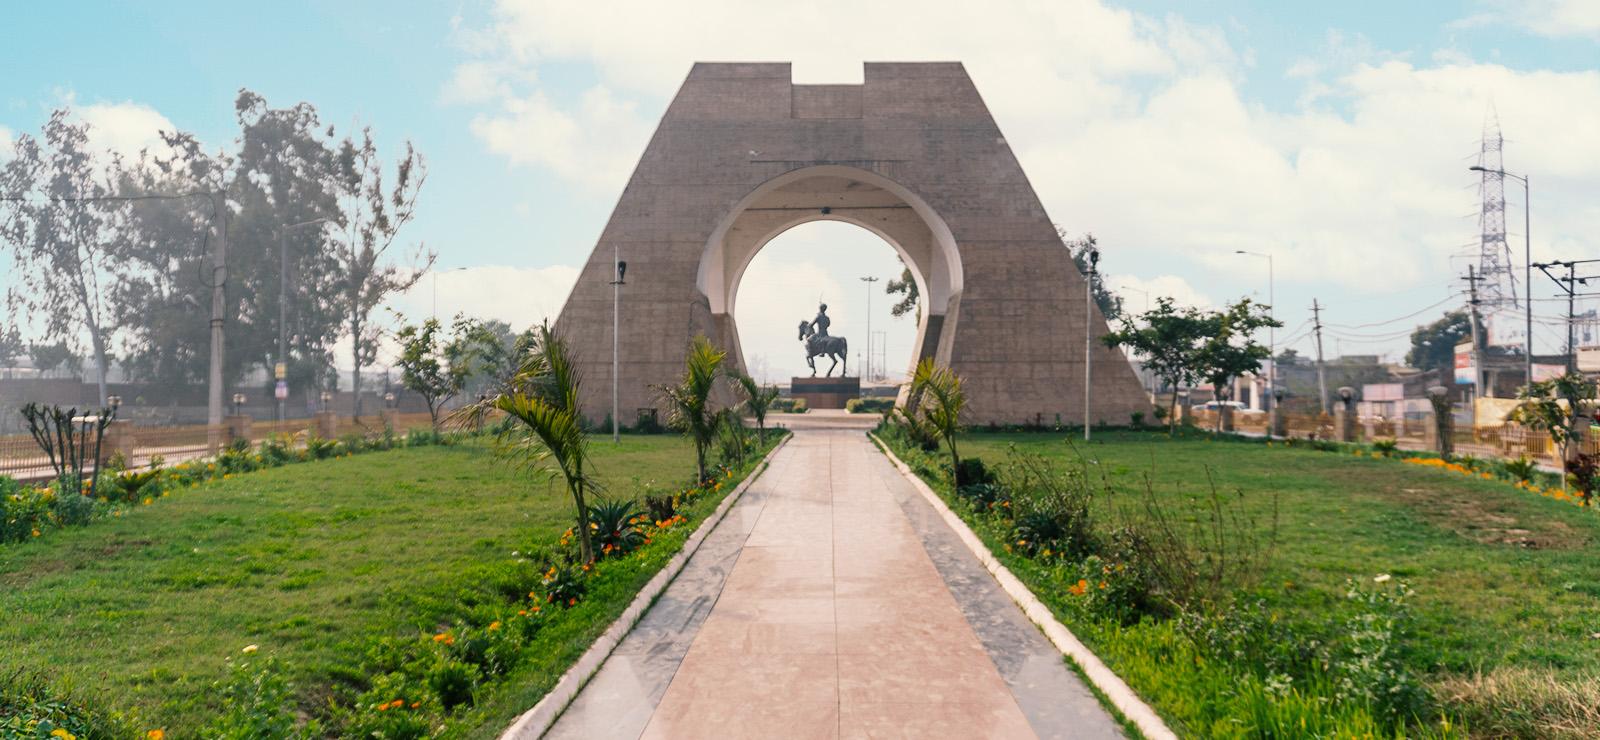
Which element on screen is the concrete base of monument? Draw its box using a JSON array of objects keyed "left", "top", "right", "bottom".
[{"left": 790, "top": 376, "right": 860, "bottom": 409}]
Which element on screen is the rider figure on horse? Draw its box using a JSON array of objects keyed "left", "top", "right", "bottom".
[{"left": 811, "top": 304, "right": 831, "bottom": 337}]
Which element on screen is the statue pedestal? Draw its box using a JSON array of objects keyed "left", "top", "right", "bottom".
[{"left": 790, "top": 376, "right": 860, "bottom": 410}]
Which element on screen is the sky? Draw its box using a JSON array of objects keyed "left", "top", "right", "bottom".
[{"left": 2, "top": 0, "right": 1598, "bottom": 383}]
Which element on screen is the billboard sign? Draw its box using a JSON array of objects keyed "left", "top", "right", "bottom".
[
  {"left": 1454, "top": 341, "right": 1475, "bottom": 385},
  {"left": 1579, "top": 347, "right": 1600, "bottom": 373},
  {"left": 1532, "top": 363, "right": 1566, "bottom": 382}
]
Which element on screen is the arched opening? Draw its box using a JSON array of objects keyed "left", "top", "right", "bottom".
[
  {"left": 697, "top": 165, "right": 963, "bottom": 387},
  {"left": 734, "top": 221, "right": 921, "bottom": 384}
]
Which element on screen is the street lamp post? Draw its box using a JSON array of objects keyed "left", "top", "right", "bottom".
[
  {"left": 1235, "top": 250, "right": 1275, "bottom": 422},
  {"left": 860, "top": 276, "right": 879, "bottom": 381},
  {"left": 279, "top": 217, "right": 330, "bottom": 426},
  {"left": 610, "top": 247, "right": 627, "bottom": 443},
  {"left": 1470, "top": 165, "right": 1532, "bottom": 386},
  {"left": 1085, "top": 246, "right": 1099, "bottom": 441}
]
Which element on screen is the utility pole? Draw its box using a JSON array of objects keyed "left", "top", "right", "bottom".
[
  {"left": 610, "top": 246, "right": 627, "bottom": 443},
  {"left": 1085, "top": 246, "right": 1099, "bottom": 441},
  {"left": 1464, "top": 266, "right": 1484, "bottom": 397},
  {"left": 206, "top": 190, "right": 228, "bottom": 453},
  {"left": 1311, "top": 298, "right": 1328, "bottom": 415},
  {"left": 860, "top": 276, "right": 879, "bottom": 381},
  {"left": 1561, "top": 262, "right": 1577, "bottom": 371}
]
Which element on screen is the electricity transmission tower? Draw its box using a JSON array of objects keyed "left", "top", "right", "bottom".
[{"left": 1472, "top": 111, "right": 1520, "bottom": 326}]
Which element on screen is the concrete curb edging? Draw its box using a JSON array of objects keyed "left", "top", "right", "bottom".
[
  {"left": 499, "top": 433, "right": 792, "bottom": 740},
  {"left": 869, "top": 433, "right": 1178, "bottom": 740}
]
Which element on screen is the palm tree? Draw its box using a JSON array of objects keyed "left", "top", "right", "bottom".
[
  {"left": 909, "top": 357, "right": 966, "bottom": 484},
  {"left": 452, "top": 320, "right": 598, "bottom": 563},
  {"left": 657, "top": 335, "right": 726, "bottom": 483},
  {"left": 733, "top": 371, "right": 780, "bottom": 444}
]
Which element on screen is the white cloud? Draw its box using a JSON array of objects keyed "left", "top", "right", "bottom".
[
  {"left": 1111, "top": 274, "right": 1213, "bottom": 312},
  {"left": 446, "top": 1, "right": 1600, "bottom": 359},
  {"left": 391, "top": 264, "right": 580, "bottom": 330},
  {"left": 74, "top": 101, "right": 176, "bottom": 159},
  {"left": 468, "top": 86, "right": 650, "bottom": 191},
  {"left": 0, "top": 126, "right": 13, "bottom": 161},
  {"left": 1454, "top": 0, "right": 1600, "bottom": 40}
]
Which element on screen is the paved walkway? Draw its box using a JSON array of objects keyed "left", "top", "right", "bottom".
[{"left": 540, "top": 428, "right": 1121, "bottom": 739}]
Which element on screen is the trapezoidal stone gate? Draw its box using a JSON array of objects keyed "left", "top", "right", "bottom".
[{"left": 554, "top": 61, "right": 1149, "bottom": 425}]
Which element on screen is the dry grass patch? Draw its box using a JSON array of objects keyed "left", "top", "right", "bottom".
[{"left": 1434, "top": 667, "right": 1600, "bottom": 738}]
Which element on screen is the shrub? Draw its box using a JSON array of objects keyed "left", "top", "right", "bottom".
[
  {"left": 1111, "top": 471, "right": 1279, "bottom": 611},
  {"left": 339, "top": 432, "right": 370, "bottom": 454},
  {"left": 1004, "top": 452, "right": 1098, "bottom": 560},
  {"left": 715, "top": 415, "right": 753, "bottom": 468},
  {"left": 587, "top": 498, "right": 647, "bottom": 558},
  {"left": 643, "top": 488, "right": 676, "bottom": 522},
  {"left": 1500, "top": 455, "right": 1538, "bottom": 484},
  {"left": 1177, "top": 597, "right": 1325, "bottom": 684},
  {"left": 426, "top": 658, "right": 479, "bottom": 710},
  {"left": 1, "top": 480, "right": 52, "bottom": 544},
  {"left": 1130, "top": 411, "right": 1145, "bottom": 428},
  {"left": 305, "top": 435, "right": 340, "bottom": 460},
  {"left": 1372, "top": 438, "right": 1399, "bottom": 457},
  {"left": 771, "top": 397, "right": 807, "bottom": 413},
  {"left": 953, "top": 482, "right": 1008, "bottom": 513},
  {"left": 0, "top": 670, "right": 133, "bottom": 739},
  {"left": 201, "top": 653, "right": 310, "bottom": 739},
  {"left": 540, "top": 562, "right": 587, "bottom": 608},
  {"left": 952, "top": 457, "right": 993, "bottom": 489},
  {"left": 1334, "top": 577, "right": 1428, "bottom": 726},
  {"left": 49, "top": 475, "right": 98, "bottom": 528},
  {"left": 258, "top": 435, "right": 297, "bottom": 467},
  {"left": 845, "top": 397, "right": 894, "bottom": 414}
]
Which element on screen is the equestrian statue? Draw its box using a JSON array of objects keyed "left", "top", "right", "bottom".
[{"left": 797, "top": 303, "right": 848, "bottom": 377}]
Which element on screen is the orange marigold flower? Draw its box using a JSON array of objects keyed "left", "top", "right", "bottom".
[
  {"left": 147, "top": 731, "right": 166, "bottom": 740},
  {"left": 1068, "top": 579, "right": 1089, "bottom": 596},
  {"left": 489, "top": 621, "right": 501, "bottom": 631}
]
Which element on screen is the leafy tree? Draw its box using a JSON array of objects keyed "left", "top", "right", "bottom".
[
  {"left": 1510, "top": 372, "right": 1598, "bottom": 501},
  {"left": 885, "top": 265, "right": 920, "bottom": 321},
  {"left": 1195, "top": 298, "right": 1282, "bottom": 431},
  {"left": 1406, "top": 310, "right": 1475, "bottom": 374},
  {"left": 456, "top": 318, "right": 522, "bottom": 398},
  {"left": 908, "top": 357, "right": 967, "bottom": 484},
  {"left": 1102, "top": 297, "right": 1212, "bottom": 434},
  {"left": 456, "top": 320, "right": 598, "bottom": 563},
  {"left": 1059, "top": 228, "right": 1122, "bottom": 323},
  {"left": 27, "top": 343, "right": 80, "bottom": 378},
  {"left": 330, "top": 129, "right": 431, "bottom": 419},
  {"left": 112, "top": 90, "right": 345, "bottom": 401},
  {"left": 657, "top": 335, "right": 727, "bottom": 483},
  {"left": 0, "top": 323, "right": 22, "bottom": 369},
  {"left": 396, "top": 317, "right": 469, "bottom": 431},
  {"left": 732, "top": 371, "right": 780, "bottom": 444},
  {"left": 0, "top": 111, "right": 127, "bottom": 404}
]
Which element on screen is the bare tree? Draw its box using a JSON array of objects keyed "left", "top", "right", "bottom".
[{"left": 329, "top": 130, "right": 431, "bottom": 419}]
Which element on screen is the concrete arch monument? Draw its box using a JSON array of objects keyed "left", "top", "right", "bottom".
[{"left": 554, "top": 62, "right": 1148, "bottom": 424}]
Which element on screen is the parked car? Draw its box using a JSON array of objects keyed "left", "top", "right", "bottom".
[{"left": 1196, "top": 400, "right": 1265, "bottom": 415}]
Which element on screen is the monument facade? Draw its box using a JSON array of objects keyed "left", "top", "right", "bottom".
[{"left": 554, "top": 62, "right": 1149, "bottom": 424}]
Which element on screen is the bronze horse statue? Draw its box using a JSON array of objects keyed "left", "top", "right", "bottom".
[{"left": 798, "top": 320, "right": 848, "bottom": 377}]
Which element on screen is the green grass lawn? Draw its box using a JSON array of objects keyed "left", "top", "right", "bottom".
[
  {"left": 895, "top": 430, "right": 1600, "bottom": 737},
  {"left": 0, "top": 435, "right": 738, "bottom": 736}
]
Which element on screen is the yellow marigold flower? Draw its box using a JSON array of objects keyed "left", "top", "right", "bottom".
[
  {"left": 489, "top": 621, "right": 501, "bottom": 631},
  {"left": 242, "top": 644, "right": 259, "bottom": 654},
  {"left": 31, "top": 529, "right": 41, "bottom": 538},
  {"left": 51, "top": 730, "right": 74, "bottom": 740}
]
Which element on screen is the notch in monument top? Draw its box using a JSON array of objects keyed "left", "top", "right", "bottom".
[{"left": 821, "top": 206, "right": 832, "bottom": 215}]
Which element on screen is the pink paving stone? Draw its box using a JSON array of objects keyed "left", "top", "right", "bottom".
[{"left": 638, "top": 431, "right": 1037, "bottom": 739}]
